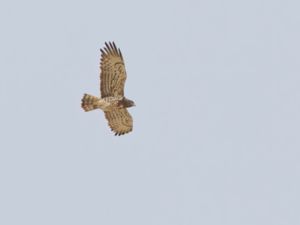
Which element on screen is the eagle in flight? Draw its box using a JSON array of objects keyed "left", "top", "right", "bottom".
[{"left": 81, "top": 42, "right": 135, "bottom": 136}]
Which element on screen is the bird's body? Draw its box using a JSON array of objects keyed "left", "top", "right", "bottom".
[
  {"left": 81, "top": 42, "right": 135, "bottom": 136},
  {"left": 82, "top": 94, "right": 123, "bottom": 112}
]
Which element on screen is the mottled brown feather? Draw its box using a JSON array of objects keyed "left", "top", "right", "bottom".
[
  {"left": 100, "top": 42, "right": 127, "bottom": 98},
  {"left": 104, "top": 108, "right": 133, "bottom": 135}
]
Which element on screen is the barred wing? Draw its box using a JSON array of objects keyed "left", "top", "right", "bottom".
[
  {"left": 100, "top": 42, "right": 127, "bottom": 98},
  {"left": 104, "top": 108, "right": 133, "bottom": 136}
]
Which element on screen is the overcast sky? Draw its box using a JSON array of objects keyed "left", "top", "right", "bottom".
[{"left": 0, "top": 0, "right": 300, "bottom": 224}]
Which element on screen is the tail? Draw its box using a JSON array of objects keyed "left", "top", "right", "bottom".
[{"left": 81, "top": 94, "right": 100, "bottom": 112}]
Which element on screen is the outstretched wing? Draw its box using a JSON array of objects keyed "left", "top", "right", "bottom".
[
  {"left": 100, "top": 42, "right": 127, "bottom": 98},
  {"left": 104, "top": 108, "right": 133, "bottom": 136}
]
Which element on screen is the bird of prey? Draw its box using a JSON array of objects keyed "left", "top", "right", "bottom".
[{"left": 81, "top": 42, "right": 135, "bottom": 136}]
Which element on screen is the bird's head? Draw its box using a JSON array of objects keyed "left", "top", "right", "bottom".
[
  {"left": 125, "top": 99, "right": 135, "bottom": 108},
  {"left": 119, "top": 98, "right": 135, "bottom": 108}
]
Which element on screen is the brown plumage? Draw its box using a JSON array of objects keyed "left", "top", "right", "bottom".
[{"left": 81, "top": 42, "right": 135, "bottom": 136}]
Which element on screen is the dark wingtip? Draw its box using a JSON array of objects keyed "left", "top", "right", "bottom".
[
  {"left": 101, "top": 41, "right": 122, "bottom": 58},
  {"left": 113, "top": 130, "right": 129, "bottom": 136}
]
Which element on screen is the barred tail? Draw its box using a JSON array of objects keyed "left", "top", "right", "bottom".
[{"left": 81, "top": 94, "right": 100, "bottom": 112}]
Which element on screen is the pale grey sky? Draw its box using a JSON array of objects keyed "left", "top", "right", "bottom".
[{"left": 0, "top": 0, "right": 300, "bottom": 224}]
